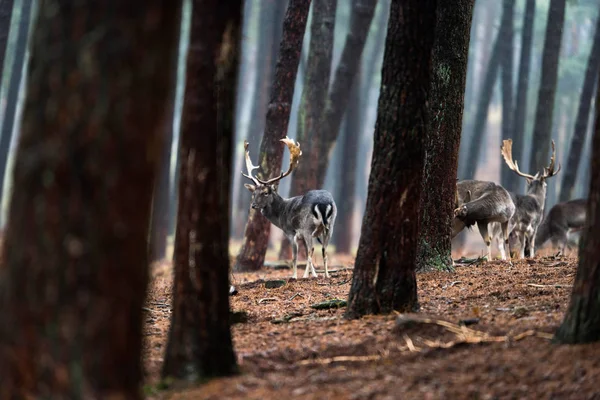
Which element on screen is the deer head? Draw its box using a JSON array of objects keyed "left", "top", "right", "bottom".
[
  {"left": 501, "top": 139, "right": 561, "bottom": 191},
  {"left": 242, "top": 136, "right": 302, "bottom": 210}
]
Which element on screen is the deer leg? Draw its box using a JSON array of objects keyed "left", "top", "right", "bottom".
[
  {"left": 477, "top": 222, "right": 492, "bottom": 261},
  {"left": 528, "top": 232, "right": 536, "bottom": 258},
  {"left": 321, "top": 233, "right": 331, "bottom": 278},
  {"left": 301, "top": 237, "right": 313, "bottom": 278},
  {"left": 518, "top": 231, "right": 526, "bottom": 259},
  {"left": 304, "top": 236, "right": 317, "bottom": 278},
  {"left": 291, "top": 234, "right": 299, "bottom": 279}
]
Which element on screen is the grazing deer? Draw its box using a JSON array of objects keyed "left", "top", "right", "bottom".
[
  {"left": 535, "top": 198, "right": 587, "bottom": 255},
  {"left": 453, "top": 179, "right": 516, "bottom": 261},
  {"left": 242, "top": 137, "right": 337, "bottom": 279},
  {"left": 491, "top": 139, "right": 561, "bottom": 258}
]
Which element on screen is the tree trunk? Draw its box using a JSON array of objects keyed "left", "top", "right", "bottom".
[
  {"left": 553, "top": 77, "right": 600, "bottom": 344},
  {"left": 346, "top": 0, "right": 436, "bottom": 318},
  {"left": 529, "top": 0, "right": 566, "bottom": 173},
  {"left": 0, "top": 0, "right": 32, "bottom": 223},
  {"left": 500, "top": 0, "right": 516, "bottom": 191},
  {"left": 559, "top": 14, "right": 600, "bottom": 202},
  {"left": 333, "top": 69, "right": 362, "bottom": 254},
  {"left": 279, "top": 0, "right": 337, "bottom": 260},
  {"left": 511, "top": 0, "right": 536, "bottom": 193},
  {"left": 0, "top": 0, "right": 15, "bottom": 82},
  {"left": 233, "top": 0, "right": 286, "bottom": 238},
  {"left": 0, "top": 1, "right": 179, "bottom": 397},
  {"left": 162, "top": 0, "right": 241, "bottom": 380},
  {"left": 460, "top": 32, "right": 501, "bottom": 179},
  {"left": 416, "top": 0, "right": 474, "bottom": 272},
  {"left": 234, "top": 0, "right": 311, "bottom": 272}
]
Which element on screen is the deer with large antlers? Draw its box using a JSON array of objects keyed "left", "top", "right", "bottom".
[
  {"left": 490, "top": 139, "right": 561, "bottom": 258},
  {"left": 242, "top": 137, "right": 337, "bottom": 279}
]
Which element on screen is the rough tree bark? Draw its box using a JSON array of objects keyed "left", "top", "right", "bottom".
[
  {"left": 234, "top": 0, "right": 311, "bottom": 272},
  {"left": 500, "top": 0, "right": 516, "bottom": 191},
  {"left": 460, "top": 33, "right": 501, "bottom": 179},
  {"left": 346, "top": 0, "right": 436, "bottom": 318},
  {"left": 233, "top": 0, "right": 286, "bottom": 238},
  {"left": 559, "top": 13, "right": 600, "bottom": 202},
  {"left": 416, "top": 0, "right": 474, "bottom": 272},
  {"left": 333, "top": 70, "right": 362, "bottom": 254},
  {"left": 511, "top": 0, "right": 536, "bottom": 193},
  {"left": 0, "top": 0, "right": 15, "bottom": 83},
  {"left": 162, "top": 0, "right": 241, "bottom": 380},
  {"left": 0, "top": 0, "right": 32, "bottom": 221},
  {"left": 553, "top": 77, "right": 600, "bottom": 344},
  {"left": 529, "top": 0, "right": 566, "bottom": 173},
  {"left": 0, "top": 1, "right": 179, "bottom": 398}
]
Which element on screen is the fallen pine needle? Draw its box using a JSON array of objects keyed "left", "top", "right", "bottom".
[
  {"left": 289, "top": 293, "right": 303, "bottom": 301},
  {"left": 404, "top": 334, "right": 420, "bottom": 352}
]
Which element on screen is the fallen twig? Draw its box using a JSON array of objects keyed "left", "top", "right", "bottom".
[
  {"left": 257, "top": 297, "right": 278, "bottom": 304},
  {"left": 289, "top": 293, "right": 303, "bottom": 301},
  {"left": 297, "top": 354, "right": 382, "bottom": 366},
  {"left": 526, "top": 283, "right": 572, "bottom": 289}
]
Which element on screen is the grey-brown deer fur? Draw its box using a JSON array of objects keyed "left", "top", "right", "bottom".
[
  {"left": 535, "top": 198, "right": 586, "bottom": 255},
  {"left": 242, "top": 137, "right": 337, "bottom": 279}
]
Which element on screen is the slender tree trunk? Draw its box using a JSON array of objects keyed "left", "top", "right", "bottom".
[
  {"left": 0, "top": 2, "right": 179, "bottom": 397},
  {"left": 234, "top": 0, "right": 311, "bottom": 272},
  {"left": 333, "top": 69, "right": 362, "bottom": 254},
  {"left": 511, "top": 0, "right": 536, "bottom": 193},
  {"left": 460, "top": 33, "right": 501, "bottom": 179},
  {"left": 500, "top": 0, "right": 515, "bottom": 191},
  {"left": 416, "top": 0, "right": 474, "bottom": 272},
  {"left": 162, "top": 0, "right": 241, "bottom": 380},
  {"left": 529, "top": 0, "right": 566, "bottom": 173},
  {"left": 0, "top": 0, "right": 15, "bottom": 81},
  {"left": 0, "top": 0, "right": 32, "bottom": 223},
  {"left": 554, "top": 77, "right": 600, "bottom": 344},
  {"left": 560, "top": 14, "right": 600, "bottom": 202},
  {"left": 346, "top": 0, "right": 436, "bottom": 318}
]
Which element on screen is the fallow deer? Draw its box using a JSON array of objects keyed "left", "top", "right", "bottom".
[
  {"left": 242, "top": 137, "right": 337, "bottom": 279},
  {"left": 535, "top": 198, "right": 586, "bottom": 255},
  {"left": 490, "top": 139, "right": 561, "bottom": 258},
  {"left": 453, "top": 179, "right": 516, "bottom": 261}
]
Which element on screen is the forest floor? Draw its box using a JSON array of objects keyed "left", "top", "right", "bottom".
[{"left": 142, "top": 253, "right": 600, "bottom": 400}]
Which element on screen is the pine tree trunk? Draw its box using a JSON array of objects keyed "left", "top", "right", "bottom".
[
  {"left": 559, "top": 14, "right": 600, "bottom": 202},
  {"left": 0, "top": 1, "right": 179, "bottom": 397},
  {"left": 554, "top": 79, "right": 600, "bottom": 344},
  {"left": 346, "top": 0, "right": 436, "bottom": 318},
  {"left": 511, "top": 0, "right": 536, "bottom": 194},
  {"left": 416, "top": 0, "right": 474, "bottom": 272},
  {"left": 529, "top": 0, "right": 566, "bottom": 173},
  {"left": 162, "top": 0, "right": 241, "bottom": 380},
  {"left": 333, "top": 70, "right": 362, "bottom": 254},
  {"left": 234, "top": 0, "right": 311, "bottom": 272},
  {"left": 0, "top": 0, "right": 15, "bottom": 81},
  {"left": 0, "top": 0, "right": 32, "bottom": 224},
  {"left": 500, "top": 0, "right": 516, "bottom": 191}
]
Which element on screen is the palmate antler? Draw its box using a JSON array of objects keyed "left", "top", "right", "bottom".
[
  {"left": 241, "top": 136, "right": 302, "bottom": 186},
  {"left": 542, "top": 140, "right": 561, "bottom": 178},
  {"left": 501, "top": 139, "right": 536, "bottom": 180}
]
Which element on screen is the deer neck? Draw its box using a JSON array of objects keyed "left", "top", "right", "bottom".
[
  {"left": 261, "top": 192, "right": 289, "bottom": 230},
  {"left": 527, "top": 182, "right": 547, "bottom": 211}
]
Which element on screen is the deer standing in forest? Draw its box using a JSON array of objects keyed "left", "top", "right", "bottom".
[
  {"left": 453, "top": 179, "right": 516, "bottom": 261},
  {"left": 490, "top": 139, "right": 561, "bottom": 259},
  {"left": 535, "top": 198, "right": 587, "bottom": 255},
  {"left": 242, "top": 137, "right": 337, "bottom": 279}
]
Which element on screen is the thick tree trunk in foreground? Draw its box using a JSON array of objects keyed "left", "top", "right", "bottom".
[
  {"left": 234, "top": 0, "right": 311, "bottom": 272},
  {"left": 529, "top": 0, "right": 566, "bottom": 173},
  {"left": 554, "top": 78, "right": 600, "bottom": 344},
  {"left": 560, "top": 14, "right": 600, "bottom": 202},
  {"left": 511, "top": 0, "right": 536, "bottom": 193},
  {"left": 0, "top": 0, "right": 15, "bottom": 83},
  {"left": 0, "top": 2, "right": 179, "bottom": 398},
  {"left": 500, "top": 0, "right": 516, "bottom": 191},
  {"left": 346, "top": 0, "right": 436, "bottom": 318},
  {"left": 0, "top": 0, "right": 32, "bottom": 219},
  {"left": 162, "top": 0, "right": 241, "bottom": 380},
  {"left": 416, "top": 0, "right": 474, "bottom": 272}
]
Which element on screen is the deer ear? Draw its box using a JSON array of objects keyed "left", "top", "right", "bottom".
[
  {"left": 270, "top": 183, "right": 279, "bottom": 192},
  {"left": 244, "top": 183, "right": 256, "bottom": 192}
]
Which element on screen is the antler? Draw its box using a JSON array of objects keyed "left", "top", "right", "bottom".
[
  {"left": 257, "top": 136, "right": 302, "bottom": 185},
  {"left": 501, "top": 139, "right": 536, "bottom": 180},
  {"left": 542, "top": 140, "right": 561, "bottom": 178},
  {"left": 241, "top": 140, "right": 260, "bottom": 185}
]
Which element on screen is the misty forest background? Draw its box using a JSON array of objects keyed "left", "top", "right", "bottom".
[{"left": 0, "top": 0, "right": 597, "bottom": 259}]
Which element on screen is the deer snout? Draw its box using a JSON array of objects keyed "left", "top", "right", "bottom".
[{"left": 251, "top": 203, "right": 259, "bottom": 209}]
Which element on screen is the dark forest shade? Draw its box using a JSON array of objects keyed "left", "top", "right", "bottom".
[
  {"left": 554, "top": 74, "right": 600, "bottom": 344},
  {"left": 162, "top": 0, "right": 241, "bottom": 380},
  {"left": 416, "top": 0, "right": 474, "bottom": 272},
  {"left": 346, "top": 0, "right": 436, "bottom": 318},
  {"left": 0, "top": 1, "right": 180, "bottom": 398},
  {"left": 234, "top": 0, "right": 311, "bottom": 272}
]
